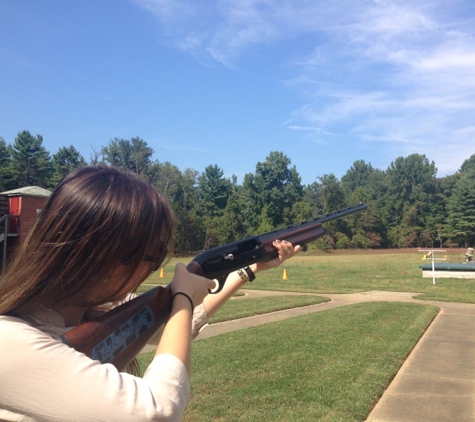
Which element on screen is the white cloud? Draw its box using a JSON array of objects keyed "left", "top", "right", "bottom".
[
  {"left": 134, "top": 0, "right": 475, "bottom": 175},
  {"left": 132, "top": 0, "right": 349, "bottom": 64},
  {"left": 284, "top": 1, "right": 475, "bottom": 174}
]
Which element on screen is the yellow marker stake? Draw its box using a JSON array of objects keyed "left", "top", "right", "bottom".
[
  {"left": 159, "top": 267, "right": 165, "bottom": 278},
  {"left": 283, "top": 269, "right": 288, "bottom": 280}
]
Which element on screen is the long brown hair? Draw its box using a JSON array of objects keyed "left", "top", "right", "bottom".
[{"left": 0, "top": 165, "right": 175, "bottom": 315}]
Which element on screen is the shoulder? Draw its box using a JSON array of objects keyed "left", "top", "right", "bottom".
[
  {"left": 0, "top": 314, "right": 58, "bottom": 356},
  {"left": 0, "top": 314, "right": 34, "bottom": 337},
  {"left": 0, "top": 314, "right": 63, "bottom": 398},
  {"left": 1, "top": 308, "right": 68, "bottom": 340}
]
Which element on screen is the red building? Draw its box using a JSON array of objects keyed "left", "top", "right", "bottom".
[{"left": 0, "top": 186, "right": 51, "bottom": 269}]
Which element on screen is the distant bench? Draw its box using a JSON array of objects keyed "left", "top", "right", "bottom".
[{"left": 420, "top": 263, "right": 475, "bottom": 279}]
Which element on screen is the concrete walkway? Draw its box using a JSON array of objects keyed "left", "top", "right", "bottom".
[{"left": 149, "top": 290, "right": 475, "bottom": 421}]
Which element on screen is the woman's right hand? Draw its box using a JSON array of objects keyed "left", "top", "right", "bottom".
[{"left": 170, "top": 263, "right": 216, "bottom": 309}]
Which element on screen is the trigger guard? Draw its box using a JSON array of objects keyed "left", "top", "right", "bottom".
[{"left": 209, "top": 275, "right": 227, "bottom": 294}]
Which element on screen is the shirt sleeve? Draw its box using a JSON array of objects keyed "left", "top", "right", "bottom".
[
  {"left": 0, "top": 316, "right": 190, "bottom": 422},
  {"left": 190, "top": 303, "right": 209, "bottom": 339}
]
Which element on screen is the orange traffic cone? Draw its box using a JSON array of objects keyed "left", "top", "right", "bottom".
[
  {"left": 282, "top": 269, "right": 288, "bottom": 280},
  {"left": 159, "top": 268, "right": 165, "bottom": 278}
]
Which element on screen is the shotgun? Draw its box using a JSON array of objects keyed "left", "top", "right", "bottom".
[{"left": 60, "top": 203, "right": 367, "bottom": 370}]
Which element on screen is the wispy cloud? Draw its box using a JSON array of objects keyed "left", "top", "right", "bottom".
[
  {"left": 133, "top": 0, "right": 475, "bottom": 175},
  {"left": 284, "top": 1, "right": 475, "bottom": 174},
  {"left": 132, "top": 0, "right": 338, "bottom": 65}
]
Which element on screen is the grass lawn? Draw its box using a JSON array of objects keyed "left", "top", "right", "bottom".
[
  {"left": 137, "top": 248, "right": 469, "bottom": 420},
  {"left": 141, "top": 248, "right": 475, "bottom": 303},
  {"left": 138, "top": 301, "right": 438, "bottom": 421},
  {"left": 209, "top": 295, "right": 329, "bottom": 323}
]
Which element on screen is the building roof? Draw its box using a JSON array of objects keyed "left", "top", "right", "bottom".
[{"left": 0, "top": 186, "right": 52, "bottom": 197}]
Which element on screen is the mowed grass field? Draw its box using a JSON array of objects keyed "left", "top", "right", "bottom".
[
  {"left": 138, "top": 249, "right": 472, "bottom": 421},
  {"left": 142, "top": 248, "right": 475, "bottom": 303}
]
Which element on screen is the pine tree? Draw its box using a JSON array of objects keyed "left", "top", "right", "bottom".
[
  {"left": 9, "top": 130, "right": 53, "bottom": 188},
  {"left": 52, "top": 146, "right": 87, "bottom": 184}
]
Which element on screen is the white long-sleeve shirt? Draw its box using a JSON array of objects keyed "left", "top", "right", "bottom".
[{"left": 0, "top": 304, "right": 208, "bottom": 421}]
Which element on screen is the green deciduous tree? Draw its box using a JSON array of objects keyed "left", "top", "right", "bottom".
[
  {"left": 102, "top": 137, "right": 153, "bottom": 176},
  {"left": 317, "top": 173, "right": 346, "bottom": 213},
  {"left": 341, "top": 160, "right": 375, "bottom": 193},
  {"left": 150, "top": 161, "right": 202, "bottom": 253},
  {"left": 316, "top": 173, "right": 352, "bottom": 247},
  {"left": 448, "top": 170, "right": 475, "bottom": 246},
  {"left": 243, "top": 151, "right": 304, "bottom": 232},
  {"left": 5, "top": 129, "right": 475, "bottom": 251},
  {"left": 385, "top": 154, "right": 437, "bottom": 213},
  {"left": 383, "top": 154, "right": 437, "bottom": 247},
  {"left": 302, "top": 182, "right": 323, "bottom": 216}
]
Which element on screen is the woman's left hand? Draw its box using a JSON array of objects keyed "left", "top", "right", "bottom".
[
  {"left": 202, "top": 240, "right": 301, "bottom": 319},
  {"left": 251, "top": 240, "right": 300, "bottom": 274}
]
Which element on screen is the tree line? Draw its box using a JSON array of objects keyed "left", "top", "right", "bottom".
[{"left": 2, "top": 130, "right": 475, "bottom": 253}]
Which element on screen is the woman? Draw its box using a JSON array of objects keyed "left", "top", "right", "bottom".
[{"left": 0, "top": 165, "right": 299, "bottom": 421}]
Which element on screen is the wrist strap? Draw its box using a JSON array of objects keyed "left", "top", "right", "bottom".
[
  {"left": 172, "top": 292, "right": 194, "bottom": 313},
  {"left": 243, "top": 266, "right": 256, "bottom": 282}
]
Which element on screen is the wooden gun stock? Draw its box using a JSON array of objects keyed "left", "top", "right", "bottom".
[{"left": 61, "top": 285, "right": 173, "bottom": 371}]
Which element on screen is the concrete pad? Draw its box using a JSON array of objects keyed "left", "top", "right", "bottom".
[
  {"left": 367, "top": 393, "right": 475, "bottom": 422},
  {"left": 388, "top": 374, "right": 473, "bottom": 396},
  {"left": 367, "top": 298, "right": 475, "bottom": 422}
]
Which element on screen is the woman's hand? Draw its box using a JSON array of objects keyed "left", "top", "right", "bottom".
[
  {"left": 170, "top": 263, "right": 216, "bottom": 309},
  {"left": 156, "top": 264, "right": 215, "bottom": 372},
  {"left": 202, "top": 240, "right": 299, "bottom": 319},
  {"left": 252, "top": 240, "right": 301, "bottom": 274}
]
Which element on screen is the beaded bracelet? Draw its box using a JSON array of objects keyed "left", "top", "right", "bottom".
[{"left": 237, "top": 266, "right": 256, "bottom": 284}]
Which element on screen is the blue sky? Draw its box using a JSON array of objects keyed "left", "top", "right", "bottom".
[{"left": 1, "top": 0, "right": 475, "bottom": 185}]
